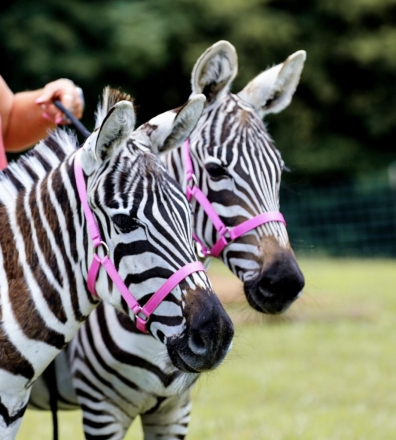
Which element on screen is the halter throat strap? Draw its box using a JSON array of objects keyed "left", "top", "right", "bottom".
[
  {"left": 184, "top": 139, "right": 286, "bottom": 258},
  {"left": 74, "top": 149, "right": 205, "bottom": 333}
]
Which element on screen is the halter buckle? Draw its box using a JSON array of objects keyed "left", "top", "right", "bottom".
[
  {"left": 220, "top": 226, "right": 231, "bottom": 243},
  {"left": 195, "top": 241, "right": 206, "bottom": 259},
  {"left": 132, "top": 305, "right": 150, "bottom": 333},
  {"left": 137, "top": 309, "right": 149, "bottom": 323},
  {"left": 134, "top": 307, "right": 150, "bottom": 333}
]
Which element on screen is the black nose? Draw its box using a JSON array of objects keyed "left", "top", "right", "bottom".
[
  {"left": 244, "top": 251, "right": 305, "bottom": 314},
  {"left": 258, "top": 263, "right": 305, "bottom": 301},
  {"left": 167, "top": 290, "right": 234, "bottom": 373},
  {"left": 188, "top": 303, "right": 234, "bottom": 359}
]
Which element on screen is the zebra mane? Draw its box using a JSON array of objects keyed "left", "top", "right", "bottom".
[
  {"left": 0, "top": 130, "right": 78, "bottom": 196},
  {"left": 95, "top": 87, "right": 134, "bottom": 129},
  {"left": 95, "top": 87, "right": 166, "bottom": 179}
]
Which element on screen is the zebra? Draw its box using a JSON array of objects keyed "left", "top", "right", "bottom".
[
  {"left": 0, "top": 89, "right": 234, "bottom": 439},
  {"left": 29, "top": 41, "right": 306, "bottom": 439}
]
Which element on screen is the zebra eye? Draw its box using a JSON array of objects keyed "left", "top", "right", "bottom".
[
  {"left": 112, "top": 214, "right": 140, "bottom": 233},
  {"left": 205, "top": 163, "right": 228, "bottom": 181}
]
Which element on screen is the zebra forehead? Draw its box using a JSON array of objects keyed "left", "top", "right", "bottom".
[
  {"left": 192, "top": 95, "right": 284, "bottom": 183},
  {"left": 202, "top": 122, "right": 280, "bottom": 164},
  {"left": 200, "top": 95, "right": 275, "bottom": 146},
  {"left": 102, "top": 149, "right": 187, "bottom": 210},
  {"left": 116, "top": 141, "right": 163, "bottom": 178}
]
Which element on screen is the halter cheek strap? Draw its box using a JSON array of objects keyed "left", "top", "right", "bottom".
[
  {"left": 74, "top": 149, "right": 206, "bottom": 333},
  {"left": 184, "top": 139, "right": 286, "bottom": 258}
]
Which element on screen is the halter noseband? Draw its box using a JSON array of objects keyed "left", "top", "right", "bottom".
[
  {"left": 74, "top": 149, "right": 206, "bottom": 333},
  {"left": 184, "top": 139, "right": 286, "bottom": 258}
]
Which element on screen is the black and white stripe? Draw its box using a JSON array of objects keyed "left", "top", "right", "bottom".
[
  {"left": 29, "top": 42, "right": 306, "bottom": 439},
  {"left": 1, "top": 89, "right": 233, "bottom": 439}
]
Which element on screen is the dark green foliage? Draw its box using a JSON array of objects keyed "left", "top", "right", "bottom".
[
  {"left": 1, "top": 0, "right": 395, "bottom": 182},
  {"left": 281, "top": 173, "right": 396, "bottom": 257}
]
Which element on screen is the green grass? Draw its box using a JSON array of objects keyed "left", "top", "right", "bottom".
[{"left": 18, "top": 259, "right": 396, "bottom": 439}]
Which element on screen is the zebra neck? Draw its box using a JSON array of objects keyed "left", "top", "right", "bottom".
[{"left": 0, "top": 158, "right": 96, "bottom": 347}]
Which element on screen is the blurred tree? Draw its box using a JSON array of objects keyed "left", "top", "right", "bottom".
[{"left": 1, "top": 0, "right": 395, "bottom": 183}]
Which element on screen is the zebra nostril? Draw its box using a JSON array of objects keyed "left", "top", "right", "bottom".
[
  {"left": 258, "top": 276, "right": 276, "bottom": 298},
  {"left": 188, "top": 332, "right": 207, "bottom": 355}
]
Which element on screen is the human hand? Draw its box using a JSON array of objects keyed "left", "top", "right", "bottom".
[{"left": 35, "top": 78, "right": 84, "bottom": 125}]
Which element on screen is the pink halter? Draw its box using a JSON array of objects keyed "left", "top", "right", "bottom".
[
  {"left": 184, "top": 139, "right": 286, "bottom": 258},
  {"left": 74, "top": 149, "right": 206, "bottom": 333}
]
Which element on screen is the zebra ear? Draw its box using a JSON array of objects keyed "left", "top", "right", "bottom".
[
  {"left": 139, "top": 94, "right": 206, "bottom": 154},
  {"left": 95, "top": 101, "right": 135, "bottom": 160},
  {"left": 191, "top": 40, "right": 238, "bottom": 104},
  {"left": 237, "top": 50, "right": 306, "bottom": 117},
  {"left": 80, "top": 101, "right": 135, "bottom": 175},
  {"left": 160, "top": 94, "right": 206, "bottom": 152}
]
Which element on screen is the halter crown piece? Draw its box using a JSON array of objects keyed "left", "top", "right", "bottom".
[
  {"left": 184, "top": 139, "right": 286, "bottom": 257},
  {"left": 74, "top": 149, "right": 206, "bottom": 333}
]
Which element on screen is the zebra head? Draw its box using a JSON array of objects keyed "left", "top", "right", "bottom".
[
  {"left": 175, "top": 41, "right": 306, "bottom": 314},
  {"left": 78, "top": 88, "right": 234, "bottom": 372}
]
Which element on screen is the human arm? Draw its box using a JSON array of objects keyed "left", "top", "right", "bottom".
[{"left": 0, "top": 77, "right": 84, "bottom": 152}]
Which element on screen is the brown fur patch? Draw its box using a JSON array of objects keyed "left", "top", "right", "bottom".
[
  {"left": 239, "top": 108, "right": 253, "bottom": 125},
  {"left": 259, "top": 235, "right": 291, "bottom": 265}
]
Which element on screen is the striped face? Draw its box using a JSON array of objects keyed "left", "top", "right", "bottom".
[
  {"left": 86, "top": 89, "right": 234, "bottom": 372},
  {"left": 191, "top": 94, "right": 288, "bottom": 269},
  {"left": 166, "top": 41, "right": 305, "bottom": 314}
]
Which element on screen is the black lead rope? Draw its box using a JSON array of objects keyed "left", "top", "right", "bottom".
[
  {"left": 43, "top": 360, "right": 59, "bottom": 440},
  {"left": 47, "top": 103, "right": 90, "bottom": 440},
  {"left": 53, "top": 100, "right": 91, "bottom": 139}
]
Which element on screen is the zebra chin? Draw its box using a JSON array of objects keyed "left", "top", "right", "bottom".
[
  {"left": 166, "top": 289, "right": 234, "bottom": 373},
  {"left": 243, "top": 247, "right": 305, "bottom": 315}
]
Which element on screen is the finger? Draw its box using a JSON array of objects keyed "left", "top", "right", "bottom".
[
  {"left": 74, "top": 87, "right": 85, "bottom": 116},
  {"left": 35, "top": 84, "right": 58, "bottom": 105},
  {"left": 56, "top": 103, "right": 79, "bottom": 124},
  {"left": 72, "top": 102, "right": 83, "bottom": 119},
  {"left": 62, "top": 100, "right": 83, "bottom": 121},
  {"left": 40, "top": 102, "right": 57, "bottom": 122},
  {"left": 42, "top": 113, "right": 54, "bottom": 122},
  {"left": 55, "top": 113, "right": 64, "bottom": 125},
  {"left": 54, "top": 110, "right": 73, "bottom": 125},
  {"left": 42, "top": 103, "right": 58, "bottom": 119},
  {"left": 69, "top": 93, "right": 84, "bottom": 118},
  {"left": 60, "top": 94, "right": 75, "bottom": 111}
]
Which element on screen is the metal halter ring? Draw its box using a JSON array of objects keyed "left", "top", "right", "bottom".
[
  {"left": 187, "top": 173, "right": 198, "bottom": 188},
  {"left": 95, "top": 241, "right": 110, "bottom": 258}
]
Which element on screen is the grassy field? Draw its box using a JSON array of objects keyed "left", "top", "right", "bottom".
[{"left": 18, "top": 258, "right": 396, "bottom": 439}]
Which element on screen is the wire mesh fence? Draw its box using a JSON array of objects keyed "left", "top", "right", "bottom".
[{"left": 280, "top": 168, "right": 396, "bottom": 257}]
